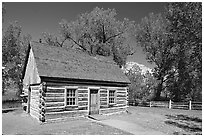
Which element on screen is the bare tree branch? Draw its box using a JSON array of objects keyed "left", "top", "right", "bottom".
[
  {"left": 105, "top": 32, "right": 123, "bottom": 43},
  {"left": 68, "top": 36, "right": 87, "bottom": 51}
]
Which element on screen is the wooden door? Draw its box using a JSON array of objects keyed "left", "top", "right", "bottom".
[{"left": 89, "top": 89, "right": 99, "bottom": 115}]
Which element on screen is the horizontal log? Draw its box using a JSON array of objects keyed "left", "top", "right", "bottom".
[
  {"left": 100, "top": 87, "right": 107, "bottom": 89},
  {"left": 78, "top": 97, "right": 88, "bottom": 101},
  {"left": 116, "top": 97, "right": 127, "bottom": 100},
  {"left": 100, "top": 105, "right": 108, "bottom": 109},
  {"left": 46, "top": 88, "right": 65, "bottom": 93},
  {"left": 116, "top": 101, "right": 126, "bottom": 104},
  {"left": 116, "top": 94, "right": 126, "bottom": 97},
  {"left": 100, "top": 90, "right": 107, "bottom": 93},
  {"left": 115, "top": 104, "right": 126, "bottom": 107},
  {"left": 100, "top": 98, "right": 107, "bottom": 102},
  {"left": 45, "top": 110, "right": 88, "bottom": 120},
  {"left": 100, "top": 96, "right": 107, "bottom": 99},
  {"left": 45, "top": 102, "right": 65, "bottom": 107},
  {"left": 45, "top": 97, "right": 64, "bottom": 102},
  {"left": 116, "top": 92, "right": 126, "bottom": 96},
  {"left": 192, "top": 105, "right": 202, "bottom": 107},
  {"left": 116, "top": 88, "right": 127, "bottom": 91},
  {"left": 47, "top": 86, "right": 65, "bottom": 89},
  {"left": 100, "top": 102, "right": 108, "bottom": 106},
  {"left": 78, "top": 107, "right": 88, "bottom": 110},
  {"left": 117, "top": 91, "right": 127, "bottom": 94},
  {"left": 46, "top": 105, "right": 82, "bottom": 113},
  {"left": 45, "top": 106, "right": 65, "bottom": 112},
  {"left": 78, "top": 101, "right": 88, "bottom": 106},
  {"left": 45, "top": 93, "right": 64, "bottom": 97},
  {"left": 192, "top": 106, "right": 202, "bottom": 109},
  {"left": 78, "top": 93, "right": 88, "bottom": 98},
  {"left": 100, "top": 94, "right": 107, "bottom": 97},
  {"left": 78, "top": 86, "right": 88, "bottom": 89},
  {"left": 77, "top": 90, "right": 88, "bottom": 94}
]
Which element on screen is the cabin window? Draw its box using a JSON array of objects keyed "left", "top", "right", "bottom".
[
  {"left": 109, "top": 90, "right": 116, "bottom": 104},
  {"left": 66, "top": 89, "right": 77, "bottom": 106}
]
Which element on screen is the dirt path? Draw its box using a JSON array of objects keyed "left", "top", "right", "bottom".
[{"left": 101, "top": 119, "right": 165, "bottom": 135}]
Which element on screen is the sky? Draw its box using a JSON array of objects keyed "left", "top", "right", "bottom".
[{"left": 3, "top": 2, "right": 167, "bottom": 69}]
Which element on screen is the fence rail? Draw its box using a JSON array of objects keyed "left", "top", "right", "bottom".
[{"left": 128, "top": 100, "right": 202, "bottom": 110}]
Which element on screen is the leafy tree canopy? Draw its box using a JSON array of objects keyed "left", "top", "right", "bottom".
[
  {"left": 43, "top": 7, "right": 136, "bottom": 67},
  {"left": 165, "top": 2, "right": 202, "bottom": 101},
  {"left": 2, "top": 21, "right": 31, "bottom": 94}
]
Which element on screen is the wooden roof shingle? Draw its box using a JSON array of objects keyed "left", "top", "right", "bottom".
[{"left": 29, "top": 42, "right": 130, "bottom": 84}]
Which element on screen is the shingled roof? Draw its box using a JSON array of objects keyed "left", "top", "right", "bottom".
[{"left": 27, "top": 42, "right": 130, "bottom": 84}]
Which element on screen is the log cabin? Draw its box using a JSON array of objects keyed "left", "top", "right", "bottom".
[{"left": 21, "top": 41, "right": 130, "bottom": 122}]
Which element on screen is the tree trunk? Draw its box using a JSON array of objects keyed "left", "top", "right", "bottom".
[{"left": 154, "top": 77, "right": 163, "bottom": 101}]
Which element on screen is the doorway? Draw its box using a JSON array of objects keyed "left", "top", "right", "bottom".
[{"left": 89, "top": 89, "right": 99, "bottom": 115}]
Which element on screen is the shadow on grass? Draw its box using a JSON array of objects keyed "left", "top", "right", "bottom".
[{"left": 165, "top": 114, "right": 202, "bottom": 134}]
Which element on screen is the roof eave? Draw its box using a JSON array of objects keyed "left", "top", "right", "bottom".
[{"left": 40, "top": 76, "right": 130, "bottom": 87}]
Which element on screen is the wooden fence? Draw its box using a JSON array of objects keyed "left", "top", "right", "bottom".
[{"left": 128, "top": 100, "right": 202, "bottom": 110}]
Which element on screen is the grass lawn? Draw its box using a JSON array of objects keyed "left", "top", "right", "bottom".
[
  {"left": 2, "top": 106, "right": 202, "bottom": 135},
  {"left": 2, "top": 109, "right": 131, "bottom": 135},
  {"left": 104, "top": 106, "right": 202, "bottom": 135}
]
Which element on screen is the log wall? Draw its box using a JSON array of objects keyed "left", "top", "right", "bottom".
[
  {"left": 29, "top": 82, "right": 128, "bottom": 122},
  {"left": 30, "top": 85, "right": 40, "bottom": 120},
  {"left": 100, "top": 89, "right": 108, "bottom": 108}
]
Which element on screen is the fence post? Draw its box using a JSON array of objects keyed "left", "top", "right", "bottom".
[
  {"left": 169, "top": 100, "right": 171, "bottom": 109},
  {"left": 149, "top": 101, "right": 151, "bottom": 107},
  {"left": 189, "top": 100, "right": 192, "bottom": 110}
]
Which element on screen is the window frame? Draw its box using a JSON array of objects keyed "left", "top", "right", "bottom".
[
  {"left": 65, "top": 87, "right": 78, "bottom": 106},
  {"left": 108, "top": 90, "right": 116, "bottom": 104}
]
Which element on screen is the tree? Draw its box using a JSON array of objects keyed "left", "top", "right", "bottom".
[
  {"left": 42, "top": 7, "right": 136, "bottom": 67},
  {"left": 125, "top": 65, "right": 157, "bottom": 101},
  {"left": 165, "top": 2, "right": 202, "bottom": 101},
  {"left": 135, "top": 13, "right": 175, "bottom": 100},
  {"left": 2, "top": 22, "right": 31, "bottom": 95}
]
